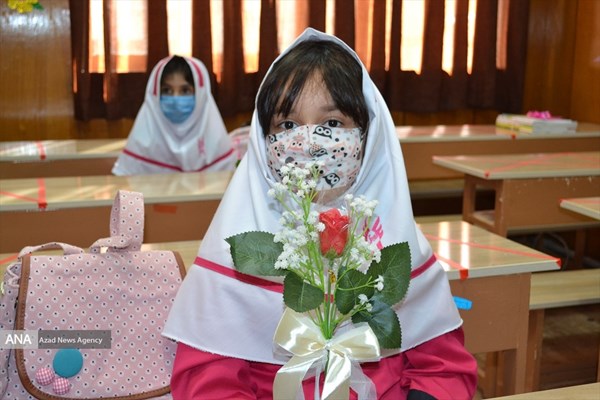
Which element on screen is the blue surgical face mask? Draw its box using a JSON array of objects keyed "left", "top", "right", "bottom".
[{"left": 160, "top": 95, "right": 195, "bottom": 124}]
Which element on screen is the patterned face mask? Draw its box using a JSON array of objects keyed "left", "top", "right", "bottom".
[{"left": 266, "top": 124, "right": 364, "bottom": 190}]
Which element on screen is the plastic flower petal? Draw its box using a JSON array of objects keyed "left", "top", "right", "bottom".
[{"left": 318, "top": 209, "right": 350, "bottom": 257}]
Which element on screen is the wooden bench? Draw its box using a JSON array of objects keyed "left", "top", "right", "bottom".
[
  {"left": 481, "top": 269, "right": 600, "bottom": 396},
  {"left": 488, "top": 382, "right": 600, "bottom": 399},
  {"left": 527, "top": 269, "right": 600, "bottom": 390}
]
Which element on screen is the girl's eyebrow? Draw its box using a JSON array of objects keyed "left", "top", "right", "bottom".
[{"left": 321, "top": 104, "right": 341, "bottom": 112}]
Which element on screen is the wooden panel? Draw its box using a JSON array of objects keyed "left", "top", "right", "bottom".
[
  {"left": 523, "top": 0, "right": 578, "bottom": 117},
  {"left": 0, "top": 0, "right": 74, "bottom": 140},
  {"left": 570, "top": 0, "right": 600, "bottom": 123}
]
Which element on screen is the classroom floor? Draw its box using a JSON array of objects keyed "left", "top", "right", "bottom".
[{"left": 475, "top": 302, "right": 600, "bottom": 398}]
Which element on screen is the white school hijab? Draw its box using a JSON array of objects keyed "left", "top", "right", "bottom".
[
  {"left": 112, "top": 56, "right": 236, "bottom": 175},
  {"left": 164, "top": 29, "right": 462, "bottom": 363}
]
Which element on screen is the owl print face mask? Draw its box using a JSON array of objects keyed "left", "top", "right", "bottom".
[{"left": 266, "top": 124, "right": 364, "bottom": 191}]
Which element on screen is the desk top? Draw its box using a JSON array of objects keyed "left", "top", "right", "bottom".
[
  {"left": 0, "top": 221, "right": 559, "bottom": 280},
  {"left": 395, "top": 122, "right": 600, "bottom": 143},
  {"left": 433, "top": 151, "right": 600, "bottom": 179},
  {"left": 560, "top": 197, "right": 600, "bottom": 220},
  {"left": 489, "top": 382, "right": 600, "bottom": 400},
  {"left": 0, "top": 171, "right": 233, "bottom": 211},
  {"left": 0, "top": 139, "right": 127, "bottom": 161},
  {"left": 0, "top": 172, "right": 464, "bottom": 212},
  {"left": 417, "top": 220, "right": 560, "bottom": 279}
]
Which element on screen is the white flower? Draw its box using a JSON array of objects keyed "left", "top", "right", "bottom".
[
  {"left": 358, "top": 294, "right": 369, "bottom": 304},
  {"left": 307, "top": 211, "right": 319, "bottom": 225},
  {"left": 370, "top": 243, "right": 381, "bottom": 263},
  {"left": 375, "top": 275, "right": 384, "bottom": 291}
]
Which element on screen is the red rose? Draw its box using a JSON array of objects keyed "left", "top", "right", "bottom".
[{"left": 319, "top": 209, "right": 350, "bottom": 257}]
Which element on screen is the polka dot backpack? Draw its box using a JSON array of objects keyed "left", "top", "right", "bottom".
[{"left": 0, "top": 190, "right": 185, "bottom": 399}]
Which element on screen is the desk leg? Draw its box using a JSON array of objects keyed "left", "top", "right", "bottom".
[
  {"left": 574, "top": 229, "right": 586, "bottom": 269},
  {"left": 462, "top": 175, "right": 477, "bottom": 224},
  {"left": 525, "top": 309, "right": 545, "bottom": 392},
  {"left": 597, "top": 351, "right": 600, "bottom": 382},
  {"left": 480, "top": 353, "right": 499, "bottom": 398},
  {"left": 462, "top": 175, "right": 506, "bottom": 236}
]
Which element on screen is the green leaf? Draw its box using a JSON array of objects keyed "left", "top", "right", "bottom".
[
  {"left": 368, "top": 242, "right": 411, "bottom": 306},
  {"left": 352, "top": 298, "right": 401, "bottom": 349},
  {"left": 283, "top": 272, "right": 324, "bottom": 312},
  {"left": 335, "top": 268, "right": 374, "bottom": 314},
  {"left": 225, "top": 232, "right": 286, "bottom": 277}
]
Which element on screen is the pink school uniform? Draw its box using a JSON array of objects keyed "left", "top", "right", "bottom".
[
  {"left": 163, "top": 29, "right": 477, "bottom": 399},
  {"left": 112, "top": 56, "right": 236, "bottom": 175}
]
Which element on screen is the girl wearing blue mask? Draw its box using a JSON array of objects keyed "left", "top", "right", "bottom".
[{"left": 112, "top": 55, "right": 236, "bottom": 175}]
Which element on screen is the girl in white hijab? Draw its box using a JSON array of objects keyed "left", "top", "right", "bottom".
[
  {"left": 164, "top": 29, "right": 477, "bottom": 399},
  {"left": 112, "top": 56, "right": 236, "bottom": 175}
]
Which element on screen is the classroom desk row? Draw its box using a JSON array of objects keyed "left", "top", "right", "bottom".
[
  {"left": 2, "top": 123, "right": 599, "bottom": 180},
  {"left": 0, "top": 219, "right": 561, "bottom": 395},
  {"left": 0, "top": 171, "right": 482, "bottom": 254},
  {"left": 3, "top": 151, "right": 598, "bottom": 253}
]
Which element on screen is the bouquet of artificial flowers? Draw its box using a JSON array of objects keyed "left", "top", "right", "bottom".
[{"left": 226, "top": 162, "right": 411, "bottom": 399}]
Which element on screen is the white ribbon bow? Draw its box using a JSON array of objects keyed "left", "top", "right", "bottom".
[{"left": 273, "top": 308, "right": 381, "bottom": 400}]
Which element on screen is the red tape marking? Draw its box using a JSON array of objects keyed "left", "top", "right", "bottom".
[
  {"left": 0, "top": 178, "right": 47, "bottom": 210},
  {"left": 424, "top": 233, "right": 561, "bottom": 266},
  {"left": 35, "top": 141, "right": 46, "bottom": 160}
]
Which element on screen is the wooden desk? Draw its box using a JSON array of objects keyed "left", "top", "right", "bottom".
[
  {"left": 419, "top": 220, "right": 560, "bottom": 395},
  {"left": 0, "top": 139, "right": 126, "bottom": 179},
  {"left": 0, "top": 171, "right": 232, "bottom": 253},
  {"left": 0, "top": 220, "right": 559, "bottom": 395},
  {"left": 489, "top": 382, "right": 600, "bottom": 399},
  {"left": 560, "top": 197, "right": 600, "bottom": 220},
  {"left": 432, "top": 152, "right": 600, "bottom": 236},
  {"left": 397, "top": 123, "right": 600, "bottom": 180}
]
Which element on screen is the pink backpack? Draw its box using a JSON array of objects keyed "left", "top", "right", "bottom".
[{"left": 0, "top": 190, "right": 185, "bottom": 399}]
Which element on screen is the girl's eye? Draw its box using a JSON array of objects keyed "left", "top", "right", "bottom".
[
  {"left": 279, "top": 121, "right": 297, "bottom": 130},
  {"left": 160, "top": 87, "right": 173, "bottom": 95},
  {"left": 326, "top": 120, "right": 341, "bottom": 128},
  {"left": 182, "top": 85, "right": 195, "bottom": 95}
]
